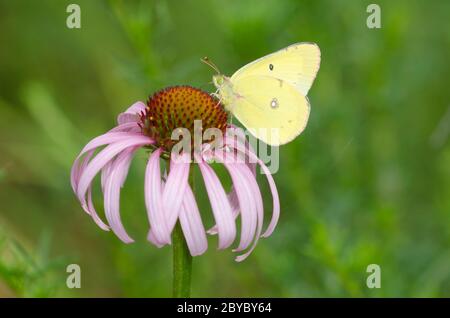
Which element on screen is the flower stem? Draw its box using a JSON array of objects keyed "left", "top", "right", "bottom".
[{"left": 172, "top": 169, "right": 194, "bottom": 297}]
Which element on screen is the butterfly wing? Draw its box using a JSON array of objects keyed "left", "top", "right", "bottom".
[
  {"left": 231, "top": 42, "right": 320, "bottom": 96},
  {"left": 230, "top": 75, "right": 310, "bottom": 146}
]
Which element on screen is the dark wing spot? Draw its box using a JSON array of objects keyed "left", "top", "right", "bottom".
[{"left": 269, "top": 64, "right": 274, "bottom": 71}]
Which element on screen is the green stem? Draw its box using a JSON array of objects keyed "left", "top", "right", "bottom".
[{"left": 172, "top": 168, "right": 194, "bottom": 297}]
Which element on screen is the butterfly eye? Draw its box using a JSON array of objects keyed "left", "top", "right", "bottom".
[{"left": 269, "top": 64, "right": 274, "bottom": 71}]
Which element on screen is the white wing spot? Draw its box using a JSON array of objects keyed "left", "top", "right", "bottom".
[{"left": 270, "top": 98, "right": 279, "bottom": 109}]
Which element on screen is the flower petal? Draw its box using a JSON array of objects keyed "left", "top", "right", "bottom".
[
  {"left": 224, "top": 136, "right": 280, "bottom": 238},
  {"left": 86, "top": 185, "right": 110, "bottom": 231},
  {"left": 71, "top": 131, "right": 145, "bottom": 191},
  {"left": 117, "top": 101, "right": 146, "bottom": 125},
  {"left": 108, "top": 122, "right": 141, "bottom": 133},
  {"left": 77, "top": 132, "right": 144, "bottom": 160},
  {"left": 144, "top": 148, "right": 171, "bottom": 245},
  {"left": 100, "top": 160, "right": 113, "bottom": 193},
  {"left": 76, "top": 135, "right": 153, "bottom": 211},
  {"left": 163, "top": 152, "right": 190, "bottom": 233},
  {"left": 204, "top": 131, "right": 262, "bottom": 236},
  {"left": 254, "top": 160, "right": 279, "bottom": 238},
  {"left": 203, "top": 125, "right": 256, "bottom": 235},
  {"left": 71, "top": 150, "right": 94, "bottom": 194},
  {"left": 233, "top": 164, "right": 264, "bottom": 262},
  {"left": 179, "top": 184, "right": 208, "bottom": 256},
  {"left": 207, "top": 189, "right": 239, "bottom": 235},
  {"left": 73, "top": 151, "right": 110, "bottom": 228},
  {"left": 196, "top": 154, "right": 236, "bottom": 249},
  {"left": 223, "top": 161, "right": 257, "bottom": 251},
  {"left": 225, "top": 125, "right": 257, "bottom": 174},
  {"left": 147, "top": 229, "right": 166, "bottom": 248},
  {"left": 103, "top": 147, "right": 138, "bottom": 243}
]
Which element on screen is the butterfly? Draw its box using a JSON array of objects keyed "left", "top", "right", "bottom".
[{"left": 203, "top": 42, "right": 321, "bottom": 146}]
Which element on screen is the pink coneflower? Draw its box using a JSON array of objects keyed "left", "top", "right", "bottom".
[{"left": 71, "top": 86, "right": 279, "bottom": 263}]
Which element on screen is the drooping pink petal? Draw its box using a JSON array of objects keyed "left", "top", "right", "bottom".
[
  {"left": 162, "top": 152, "right": 191, "bottom": 233},
  {"left": 234, "top": 164, "right": 264, "bottom": 262},
  {"left": 221, "top": 160, "right": 257, "bottom": 252},
  {"left": 77, "top": 132, "right": 144, "bottom": 159},
  {"left": 86, "top": 185, "right": 110, "bottom": 231},
  {"left": 147, "top": 229, "right": 166, "bottom": 248},
  {"left": 144, "top": 148, "right": 171, "bottom": 245},
  {"left": 228, "top": 187, "right": 240, "bottom": 215},
  {"left": 147, "top": 178, "right": 170, "bottom": 248},
  {"left": 71, "top": 131, "right": 145, "bottom": 191},
  {"left": 207, "top": 189, "right": 239, "bottom": 235},
  {"left": 224, "top": 136, "right": 280, "bottom": 238},
  {"left": 204, "top": 125, "right": 256, "bottom": 235},
  {"left": 75, "top": 154, "right": 112, "bottom": 230},
  {"left": 108, "top": 122, "right": 141, "bottom": 133},
  {"left": 76, "top": 135, "right": 153, "bottom": 211},
  {"left": 225, "top": 125, "right": 257, "bottom": 174},
  {"left": 117, "top": 101, "right": 146, "bottom": 125},
  {"left": 206, "top": 131, "right": 256, "bottom": 236},
  {"left": 252, "top": 159, "right": 279, "bottom": 238},
  {"left": 73, "top": 151, "right": 110, "bottom": 228},
  {"left": 71, "top": 150, "right": 94, "bottom": 194},
  {"left": 125, "top": 101, "right": 147, "bottom": 114},
  {"left": 179, "top": 184, "right": 208, "bottom": 256},
  {"left": 103, "top": 147, "right": 138, "bottom": 243},
  {"left": 196, "top": 154, "right": 236, "bottom": 249},
  {"left": 100, "top": 159, "right": 113, "bottom": 193}
]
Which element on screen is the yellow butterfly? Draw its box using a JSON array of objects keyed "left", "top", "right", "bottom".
[{"left": 204, "top": 42, "right": 321, "bottom": 146}]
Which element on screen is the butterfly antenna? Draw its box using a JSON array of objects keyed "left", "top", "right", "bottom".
[{"left": 201, "top": 57, "right": 221, "bottom": 74}]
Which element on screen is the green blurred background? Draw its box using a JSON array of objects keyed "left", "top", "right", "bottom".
[{"left": 0, "top": 0, "right": 449, "bottom": 297}]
